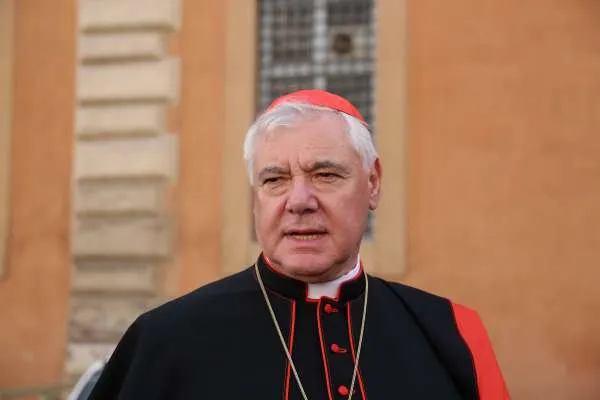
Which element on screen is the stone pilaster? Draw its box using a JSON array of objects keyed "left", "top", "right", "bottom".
[{"left": 67, "top": 0, "right": 181, "bottom": 377}]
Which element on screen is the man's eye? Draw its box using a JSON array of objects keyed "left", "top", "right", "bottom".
[
  {"left": 263, "top": 177, "right": 282, "bottom": 185},
  {"left": 315, "top": 172, "right": 341, "bottom": 181}
]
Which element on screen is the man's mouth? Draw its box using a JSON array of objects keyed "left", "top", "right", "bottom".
[{"left": 285, "top": 230, "right": 327, "bottom": 241}]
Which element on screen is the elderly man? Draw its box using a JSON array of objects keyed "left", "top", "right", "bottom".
[{"left": 90, "top": 90, "right": 510, "bottom": 399}]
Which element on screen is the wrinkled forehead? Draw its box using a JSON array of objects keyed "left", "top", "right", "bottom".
[
  {"left": 254, "top": 115, "right": 360, "bottom": 170},
  {"left": 259, "top": 107, "right": 345, "bottom": 135},
  {"left": 259, "top": 112, "right": 352, "bottom": 148}
]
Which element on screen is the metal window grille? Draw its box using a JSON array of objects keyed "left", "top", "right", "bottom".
[{"left": 257, "top": 0, "right": 375, "bottom": 128}]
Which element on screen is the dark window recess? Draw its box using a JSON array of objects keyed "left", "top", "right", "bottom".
[{"left": 327, "top": 74, "right": 373, "bottom": 126}]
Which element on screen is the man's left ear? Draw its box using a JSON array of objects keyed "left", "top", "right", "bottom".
[{"left": 368, "top": 158, "right": 382, "bottom": 210}]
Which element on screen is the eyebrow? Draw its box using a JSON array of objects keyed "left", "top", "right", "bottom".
[
  {"left": 256, "top": 161, "right": 349, "bottom": 181},
  {"left": 257, "top": 166, "right": 290, "bottom": 182},
  {"left": 306, "top": 160, "right": 349, "bottom": 174}
]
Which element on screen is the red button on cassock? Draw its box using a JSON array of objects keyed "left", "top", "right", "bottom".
[
  {"left": 338, "top": 385, "right": 350, "bottom": 396},
  {"left": 324, "top": 304, "right": 339, "bottom": 313},
  {"left": 330, "top": 343, "right": 347, "bottom": 353}
]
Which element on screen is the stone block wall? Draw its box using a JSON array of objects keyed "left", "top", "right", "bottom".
[{"left": 67, "top": 0, "right": 180, "bottom": 377}]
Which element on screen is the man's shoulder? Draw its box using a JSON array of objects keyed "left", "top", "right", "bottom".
[
  {"left": 371, "top": 275, "right": 477, "bottom": 320},
  {"left": 140, "top": 266, "right": 257, "bottom": 326},
  {"left": 372, "top": 276, "right": 455, "bottom": 308}
]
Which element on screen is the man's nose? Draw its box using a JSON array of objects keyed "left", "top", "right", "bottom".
[{"left": 285, "top": 178, "right": 318, "bottom": 214}]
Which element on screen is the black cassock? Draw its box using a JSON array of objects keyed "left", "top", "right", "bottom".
[{"left": 90, "top": 255, "right": 508, "bottom": 399}]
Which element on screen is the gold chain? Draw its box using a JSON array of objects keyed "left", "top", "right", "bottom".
[{"left": 254, "top": 264, "right": 368, "bottom": 400}]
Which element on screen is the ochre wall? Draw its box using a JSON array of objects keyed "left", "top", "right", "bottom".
[
  {"left": 175, "top": 0, "right": 227, "bottom": 294},
  {"left": 406, "top": 1, "right": 600, "bottom": 398},
  {"left": 0, "top": 0, "right": 74, "bottom": 387},
  {"left": 2, "top": 1, "right": 599, "bottom": 398},
  {"left": 0, "top": 0, "right": 14, "bottom": 279}
]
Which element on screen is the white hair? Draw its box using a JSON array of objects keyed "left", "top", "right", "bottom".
[{"left": 243, "top": 102, "right": 378, "bottom": 185}]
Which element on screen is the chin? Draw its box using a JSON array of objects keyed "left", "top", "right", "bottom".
[{"left": 274, "top": 252, "right": 337, "bottom": 280}]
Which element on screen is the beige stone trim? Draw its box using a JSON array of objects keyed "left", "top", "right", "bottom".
[
  {"left": 67, "top": 0, "right": 181, "bottom": 377},
  {"left": 78, "top": 59, "right": 180, "bottom": 104},
  {"left": 72, "top": 216, "right": 172, "bottom": 259},
  {"left": 221, "top": 0, "right": 256, "bottom": 274},
  {"left": 76, "top": 104, "right": 166, "bottom": 139},
  {"left": 72, "top": 261, "right": 157, "bottom": 294},
  {"left": 70, "top": 295, "right": 157, "bottom": 342},
  {"left": 221, "top": 0, "right": 407, "bottom": 276},
  {"left": 0, "top": 0, "right": 14, "bottom": 277},
  {"left": 372, "top": 0, "right": 408, "bottom": 277},
  {"left": 79, "top": 0, "right": 181, "bottom": 33},
  {"left": 75, "top": 179, "right": 167, "bottom": 216},
  {"left": 75, "top": 135, "right": 177, "bottom": 180},
  {"left": 80, "top": 32, "right": 166, "bottom": 63}
]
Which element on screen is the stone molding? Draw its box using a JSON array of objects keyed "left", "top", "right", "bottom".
[{"left": 68, "top": 0, "right": 181, "bottom": 377}]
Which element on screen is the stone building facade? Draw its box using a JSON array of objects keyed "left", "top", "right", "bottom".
[{"left": 1, "top": 1, "right": 600, "bottom": 399}]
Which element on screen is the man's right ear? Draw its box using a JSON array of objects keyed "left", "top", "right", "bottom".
[{"left": 368, "top": 158, "right": 382, "bottom": 211}]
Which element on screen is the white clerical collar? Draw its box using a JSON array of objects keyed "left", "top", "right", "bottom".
[{"left": 306, "top": 257, "right": 362, "bottom": 300}]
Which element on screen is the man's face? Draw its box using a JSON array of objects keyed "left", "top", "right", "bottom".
[{"left": 252, "top": 113, "right": 381, "bottom": 282}]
